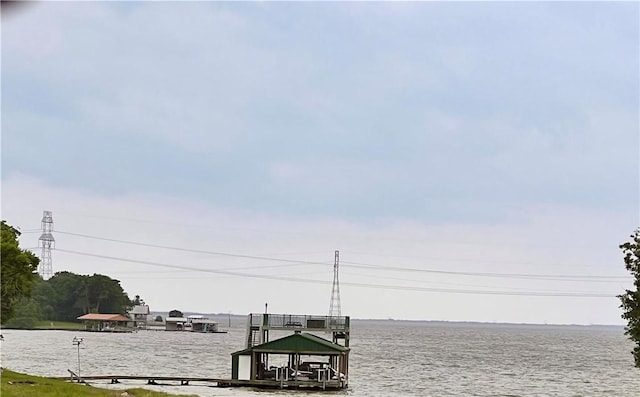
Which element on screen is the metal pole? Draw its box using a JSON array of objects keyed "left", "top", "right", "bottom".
[{"left": 72, "top": 337, "right": 83, "bottom": 381}]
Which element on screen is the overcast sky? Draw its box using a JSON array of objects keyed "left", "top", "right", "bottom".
[{"left": 2, "top": 1, "right": 638, "bottom": 325}]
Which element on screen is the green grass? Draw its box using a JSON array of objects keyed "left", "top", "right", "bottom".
[
  {"left": 0, "top": 370, "right": 199, "bottom": 397},
  {"left": 1, "top": 320, "right": 85, "bottom": 330},
  {"left": 33, "top": 321, "right": 85, "bottom": 330}
]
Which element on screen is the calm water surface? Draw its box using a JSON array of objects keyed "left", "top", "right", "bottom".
[{"left": 1, "top": 320, "right": 638, "bottom": 396}]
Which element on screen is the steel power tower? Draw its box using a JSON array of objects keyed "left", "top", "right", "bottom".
[
  {"left": 38, "top": 210, "right": 55, "bottom": 279},
  {"left": 329, "top": 250, "right": 341, "bottom": 317}
]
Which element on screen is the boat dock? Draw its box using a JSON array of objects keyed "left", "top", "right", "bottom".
[
  {"left": 57, "top": 372, "right": 345, "bottom": 390},
  {"left": 57, "top": 312, "right": 350, "bottom": 391},
  {"left": 58, "top": 372, "right": 223, "bottom": 385},
  {"left": 231, "top": 313, "right": 350, "bottom": 390}
]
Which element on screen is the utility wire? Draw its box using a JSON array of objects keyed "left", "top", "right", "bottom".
[
  {"left": 346, "top": 250, "right": 608, "bottom": 271},
  {"left": 55, "top": 230, "right": 330, "bottom": 267},
  {"left": 55, "top": 230, "right": 629, "bottom": 282},
  {"left": 57, "top": 248, "right": 328, "bottom": 282},
  {"left": 341, "top": 261, "right": 629, "bottom": 281},
  {"left": 339, "top": 270, "right": 621, "bottom": 294},
  {"left": 56, "top": 248, "right": 615, "bottom": 298}
]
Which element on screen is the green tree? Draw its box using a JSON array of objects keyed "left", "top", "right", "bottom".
[
  {"left": 4, "top": 295, "right": 41, "bottom": 328},
  {"left": 618, "top": 228, "right": 640, "bottom": 367},
  {"left": 133, "top": 294, "right": 145, "bottom": 306},
  {"left": 46, "top": 272, "right": 132, "bottom": 321},
  {"left": 46, "top": 271, "right": 88, "bottom": 321},
  {"left": 87, "top": 273, "right": 131, "bottom": 314},
  {"left": 1, "top": 221, "right": 39, "bottom": 323},
  {"left": 30, "top": 277, "right": 56, "bottom": 320},
  {"left": 169, "top": 309, "right": 183, "bottom": 318}
]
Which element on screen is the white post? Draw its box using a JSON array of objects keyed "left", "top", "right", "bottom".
[{"left": 72, "top": 337, "right": 83, "bottom": 381}]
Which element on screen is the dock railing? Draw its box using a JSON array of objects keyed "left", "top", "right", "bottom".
[{"left": 249, "top": 313, "right": 349, "bottom": 331}]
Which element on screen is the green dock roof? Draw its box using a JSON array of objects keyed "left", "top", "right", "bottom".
[{"left": 232, "top": 333, "right": 349, "bottom": 356}]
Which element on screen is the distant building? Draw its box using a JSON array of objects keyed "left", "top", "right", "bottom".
[
  {"left": 130, "top": 305, "right": 150, "bottom": 329},
  {"left": 165, "top": 316, "right": 189, "bottom": 331},
  {"left": 77, "top": 313, "right": 131, "bottom": 332},
  {"left": 188, "top": 315, "right": 221, "bottom": 333}
]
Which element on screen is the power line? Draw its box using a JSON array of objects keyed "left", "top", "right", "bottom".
[
  {"left": 57, "top": 248, "right": 329, "bottom": 282},
  {"left": 341, "top": 269, "right": 623, "bottom": 286},
  {"left": 342, "top": 281, "right": 614, "bottom": 298},
  {"left": 341, "top": 261, "right": 629, "bottom": 282},
  {"left": 109, "top": 269, "right": 329, "bottom": 279},
  {"left": 346, "top": 250, "right": 608, "bottom": 271},
  {"left": 55, "top": 230, "right": 330, "bottom": 267},
  {"left": 52, "top": 211, "right": 312, "bottom": 237},
  {"left": 340, "top": 270, "right": 618, "bottom": 295},
  {"left": 56, "top": 248, "right": 615, "bottom": 298},
  {"left": 55, "top": 230, "right": 630, "bottom": 282}
]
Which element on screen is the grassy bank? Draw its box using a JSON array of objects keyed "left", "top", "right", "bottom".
[
  {"left": 1, "top": 321, "right": 85, "bottom": 330},
  {"left": 0, "top": 370, "right": 198, "bottom": 397},
  {"left": 33, "top": 321, "right": 85, "bottom": 330}
]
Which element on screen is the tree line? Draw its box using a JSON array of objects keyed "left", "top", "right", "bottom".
[
  {"left": 618, "top": 228, "right": 640, "bottom": 367},
  {"left": 1, "top": 221, "right": 135, "bottom": 328},
  {"left": 5, "top": 272, "right": 134, "bottom": 328}
]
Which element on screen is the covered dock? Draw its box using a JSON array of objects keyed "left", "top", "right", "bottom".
[
  {"left": 231, "top": 332, "right": 349, "bottom": 390},
  {"left": 165, "top": 316, "right": 188, "bottom": 331},
  {"left": 76, "top": 313, "right": 131, "bottom": 332}
]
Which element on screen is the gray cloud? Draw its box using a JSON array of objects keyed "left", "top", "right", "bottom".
[{"left": 2, "top": 1, "right": 638, "bottom": 223}]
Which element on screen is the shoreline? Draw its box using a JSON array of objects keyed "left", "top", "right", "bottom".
[{"left": 0, "top": 369, "right": 200, "bottom": 397}]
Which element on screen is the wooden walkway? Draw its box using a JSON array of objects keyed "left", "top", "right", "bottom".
[
  {"left": 61, "top": 375, "right": 222, "bottom": 385},
  {"left": 55, "top": 370, "right": 344, "bottom": 390},
  {"left": 56, "top": 371, "right": 225, "bottom": 385}
]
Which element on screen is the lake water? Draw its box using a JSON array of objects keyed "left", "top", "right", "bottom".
[{"left": 1, "top": 320, "right": 639, "bottom": 396}]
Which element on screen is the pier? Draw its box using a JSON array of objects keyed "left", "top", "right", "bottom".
[
  {"left": 58, "top": 372, "right": 223, "bottom": 386},
  {"left": 57, "top": 372, "right": 345, "bottom": 390},
  {"left": 57, "top": 312, "right": 350, "bottom": 391}
]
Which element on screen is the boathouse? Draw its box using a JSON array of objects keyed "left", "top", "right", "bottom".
[
  {"left": 189, "top": 317, "right": 221, "bottom": 333},
  {"left": 226, "top": 313, "right": 350, "bottom": 390},
  {"left": 130, "top": 305, "right": 150, "bottom": 329},
  {"left": 231, "top": 332, "right": 349, "bottom": 389},
  {"left": 77, "top": 313, "right": 131, "bottom": 332},
  {"left": 165, "top": 316, "right": 188, "bottom": 331}
]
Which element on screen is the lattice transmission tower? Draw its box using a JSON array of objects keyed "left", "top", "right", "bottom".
[
  {"left": 38, "top": 210, "right": 55, "bottom": 279},
  {"left": 329, "top": 250, "right": 341, "bottom": 317}
]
